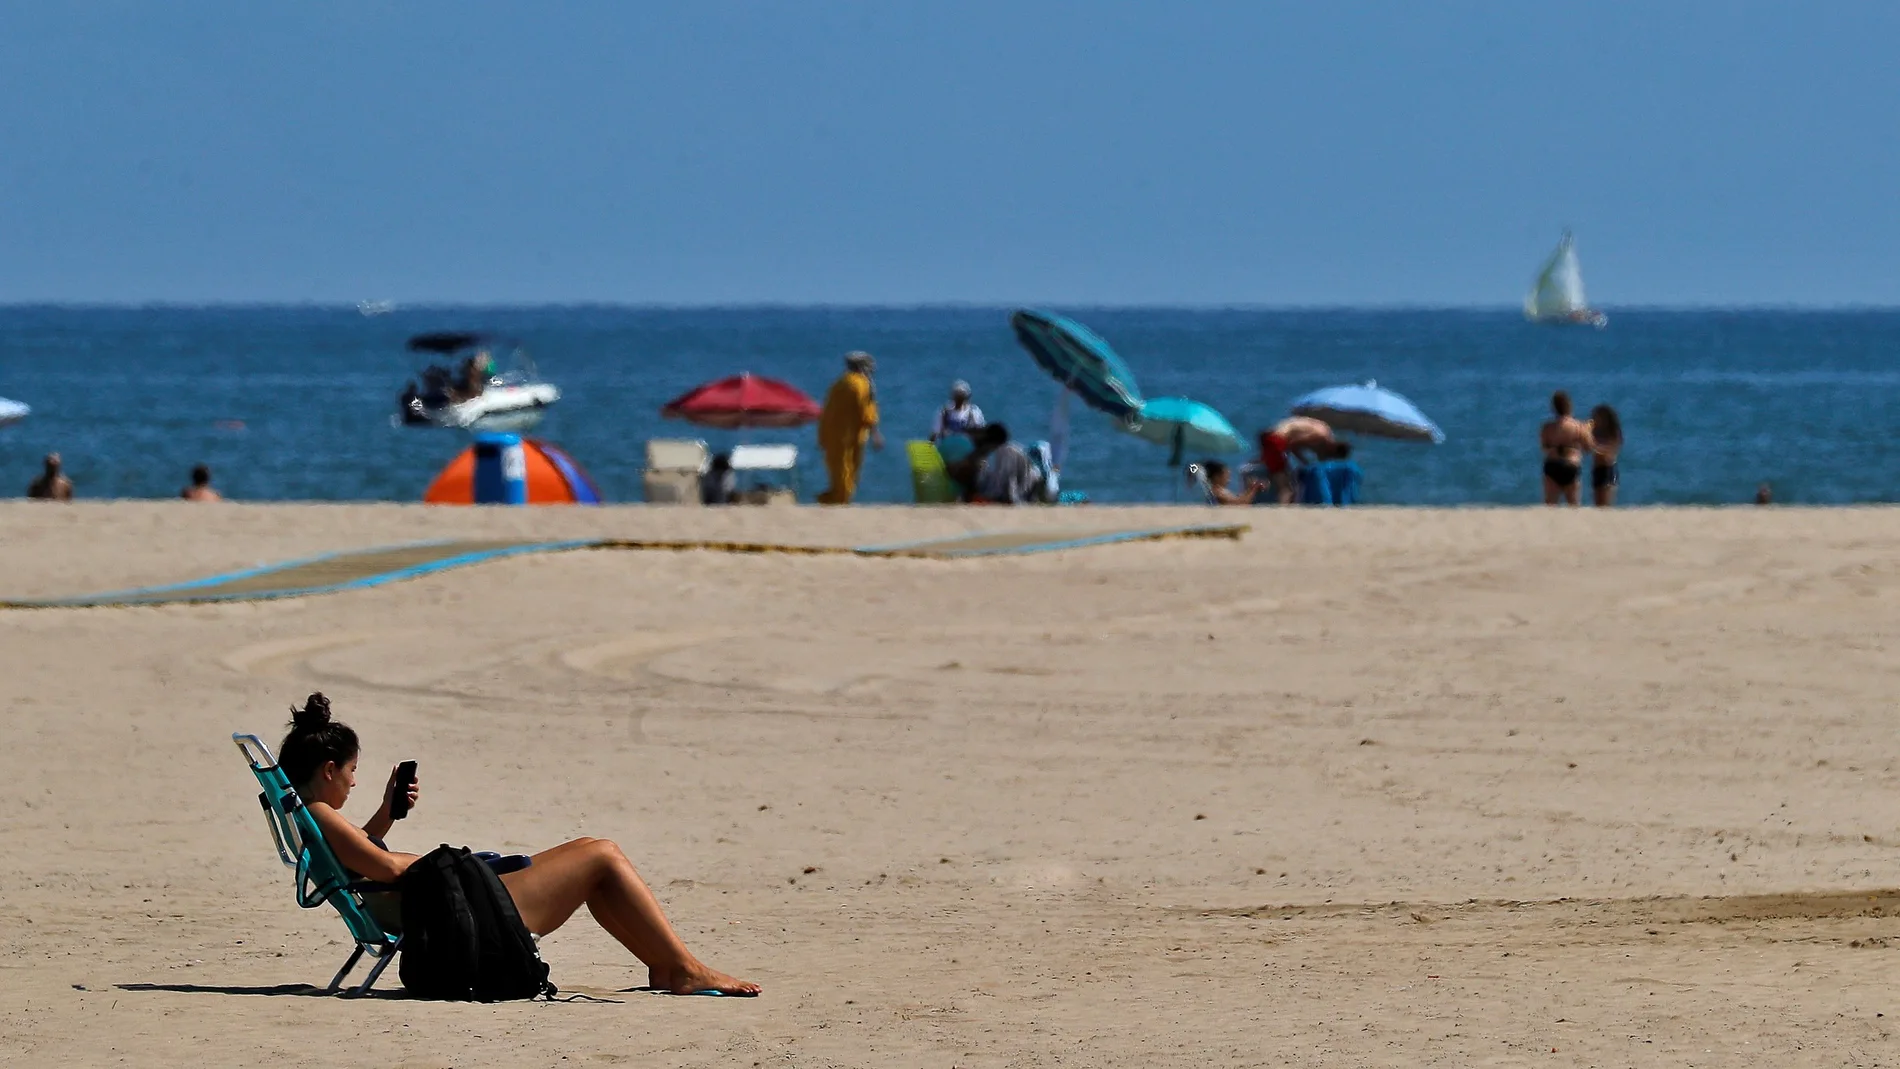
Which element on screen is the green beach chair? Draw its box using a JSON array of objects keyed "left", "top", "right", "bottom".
[
  {"left": 907, "top": 440, "right": 959, "bottom": 503},
  {"left": 233, "top": 732, "right": 402, "bottom": 996}
]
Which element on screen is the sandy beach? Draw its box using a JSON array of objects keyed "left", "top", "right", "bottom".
[{"left": 5, "top": 501, "right": 1900, "bottom": 1066}]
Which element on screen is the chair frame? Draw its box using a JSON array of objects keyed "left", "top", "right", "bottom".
[{"left": 234, "top": 733, "right": 403, "bottom": 996}]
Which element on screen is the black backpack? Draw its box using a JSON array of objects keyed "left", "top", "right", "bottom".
[{"left": 397, "top": 845, "right": 555, "bottom": 1001}]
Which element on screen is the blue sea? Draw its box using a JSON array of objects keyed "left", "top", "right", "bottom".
[{"left": 1, "top": 306, "right": 1896, "bottom": 506}]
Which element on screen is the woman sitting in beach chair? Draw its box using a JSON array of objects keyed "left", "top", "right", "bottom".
[
  {"left": 278, "top": 693, "right": 758, "bottom": 996},
  {"left": 1189, "top": 461, "right": 1264, "bottom": 505}
]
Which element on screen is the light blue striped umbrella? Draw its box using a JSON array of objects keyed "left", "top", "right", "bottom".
[
  {"left": 1290, "top": 381, "right": 1444, "bottom": 443},
  {"left": 1009, "top": 309, "right": 1143, "bottom": 420},
  {"left": 1125, "top": 396, "right": 1244, "bottom": 466}
]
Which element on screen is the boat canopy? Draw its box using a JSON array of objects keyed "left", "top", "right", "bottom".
[{"left": 407, "top": 332, "right": 493, "bottom": 354}]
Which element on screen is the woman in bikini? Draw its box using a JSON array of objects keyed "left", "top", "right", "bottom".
[
  {"left": 1587, "top": 403, "right": 1623, "bottom": 508},
  {"left": 1539, "top": 390, "right": 1592, "bottom": 506},
  {"left": 278, "top": 693, "right": 759, "bottom": 996}
]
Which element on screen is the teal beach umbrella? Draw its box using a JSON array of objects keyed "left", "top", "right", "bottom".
[
  {"left": 1009, "top": 309, "right": 1144, "bottom": 420},
  {"left": 1125, "top": 397, "right": 1244, "bottom": 466}
]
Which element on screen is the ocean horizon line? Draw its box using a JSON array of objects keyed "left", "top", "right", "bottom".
[
  {"left": 0, "top": 499, "right": 1883, "bottom": 511},
  {"left": 2, "top": 300, "right": 1900, "bottom": 314}
]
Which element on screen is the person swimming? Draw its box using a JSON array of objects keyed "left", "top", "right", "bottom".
[
  {"left": 1539, "top": 391, "right": 1591, "bottom": 506},
  {"left": 277, "top": 693, "right": 758, "bottom": 996},
  {"left": 1587, "top": 403, "right": 1622, "bottom": 507},
  {"left": 180, "top": 463, "right": 223, "bottom": 502},
  {"left": 27, "top": 452, "right": 73, "bottom": 500}
]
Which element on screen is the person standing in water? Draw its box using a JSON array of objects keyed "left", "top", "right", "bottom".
[
  {"left": 1539, "top": 391, "right": 1591, "bottom": 506},
  {"left": 930, "top": 380, "right": 986, "bottom": 444},
  {"left": 1586, "top": 404, "right": 1622, "bottom": 508},
  {"left": 181, "top": 463, "right": 223, "bottom": 502},
  {"left": 27, "top": 453, "right": 73, "bottom": 500},
  {"left": 816, "top": 351, "right": 883, "bottom": 505}
]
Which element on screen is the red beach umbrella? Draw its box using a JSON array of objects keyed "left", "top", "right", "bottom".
[{"left": 660, "top": 373, "right": 821, "bottom": 430}]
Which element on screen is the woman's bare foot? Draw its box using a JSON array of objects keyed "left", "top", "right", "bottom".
[{"left": 650, "top": 960, "right": 760, "bottom": 996}]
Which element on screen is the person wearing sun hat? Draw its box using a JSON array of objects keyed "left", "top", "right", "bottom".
[{"left": 817, "top": 351, "right": 884, "bottom": 504}]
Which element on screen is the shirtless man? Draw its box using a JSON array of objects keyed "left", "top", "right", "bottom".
[
  {"left": 1258, "top": 416, "right": 1341, "bottom": 504},
  {"left": 181, "top": 463, "right": 223, "bottom": 502},
  {"left": 1539, "top": 390, "right": 1593, "bottom": 506},
  {"left": 26, "top": 453, "right": 73, "bottom": 500}
]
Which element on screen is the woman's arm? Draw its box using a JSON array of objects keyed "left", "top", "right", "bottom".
[
  {"left": 359, "top": 762, "right": 419, "bottom": 842},
  {"left": 307, "top": 802, "right": 418, "bottom": 884},
  {"left": 362, "top": 801, "right": 395, "bottom": 844},
  {"left": 1212, "top": 482, "right": 1264, "bottom": 506}
]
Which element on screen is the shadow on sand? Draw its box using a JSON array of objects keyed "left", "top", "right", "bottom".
[
  {"left": 115, "top": 982, "right": 624, "bottom": 1003},
  {"left": 115, "top": 982, "right": 411, "bottom": 999}
]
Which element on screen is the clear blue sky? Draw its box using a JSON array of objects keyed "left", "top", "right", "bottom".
[{"left": 1, "top": 2, "right": 1894, "bottom": 306}]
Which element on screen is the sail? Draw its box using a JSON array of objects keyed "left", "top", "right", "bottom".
[{"left": 1524, "top": 231, "right": 1588, "bottom": 319}]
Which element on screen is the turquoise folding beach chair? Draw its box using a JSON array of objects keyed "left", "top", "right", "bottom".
[
  {"left": 233, "top": 733, "right": 402, "bottom": 996},
  {"left": 1185, "top": 463, "right": 1220, "bottom": 505}
]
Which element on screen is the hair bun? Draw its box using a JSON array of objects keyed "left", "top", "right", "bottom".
[{"left": 291, "top": 692, "right": 332, "bottom": 731}]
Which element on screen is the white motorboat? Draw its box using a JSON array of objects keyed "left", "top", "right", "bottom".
[
  {"left": 1524, "top": 230, "right": 1607, "bottom": 328},
  {"left": 0, "top": 397, "right": 28, "bottom": 427},
  {"left": 398, "top": 332, "right": 561, "bottom": 433}
]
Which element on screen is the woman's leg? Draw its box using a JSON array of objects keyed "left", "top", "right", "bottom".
[
  {"left": 1591, "top": 467, "right": 1614, "bottom": 507},
  {"left": 500, "top": 838, "right": 759, "bottom": 995}
]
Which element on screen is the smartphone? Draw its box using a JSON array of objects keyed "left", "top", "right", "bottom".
[{"left": 390, "top": 760, "right": 418, "bottom": 821}]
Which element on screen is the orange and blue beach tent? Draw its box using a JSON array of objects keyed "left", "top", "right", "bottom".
[{"left": 423, "top": 439, "right": 602, "bottom": 505}]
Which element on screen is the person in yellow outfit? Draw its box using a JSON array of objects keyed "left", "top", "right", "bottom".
[{"left": 816, "top": 351, "right": 884, "bottom": 504}]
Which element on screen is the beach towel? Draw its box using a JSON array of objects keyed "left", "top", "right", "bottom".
[{"left": 1298, "top": 461, "right": 1362, "bottom": 506}]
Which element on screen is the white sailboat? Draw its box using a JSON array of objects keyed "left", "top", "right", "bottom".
[
  {"left": 0, "top": 397, "right": 28, "bottom": 427},
  {"left": 1524, "top": 230, "right": 1607, "bottom": 328}
]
